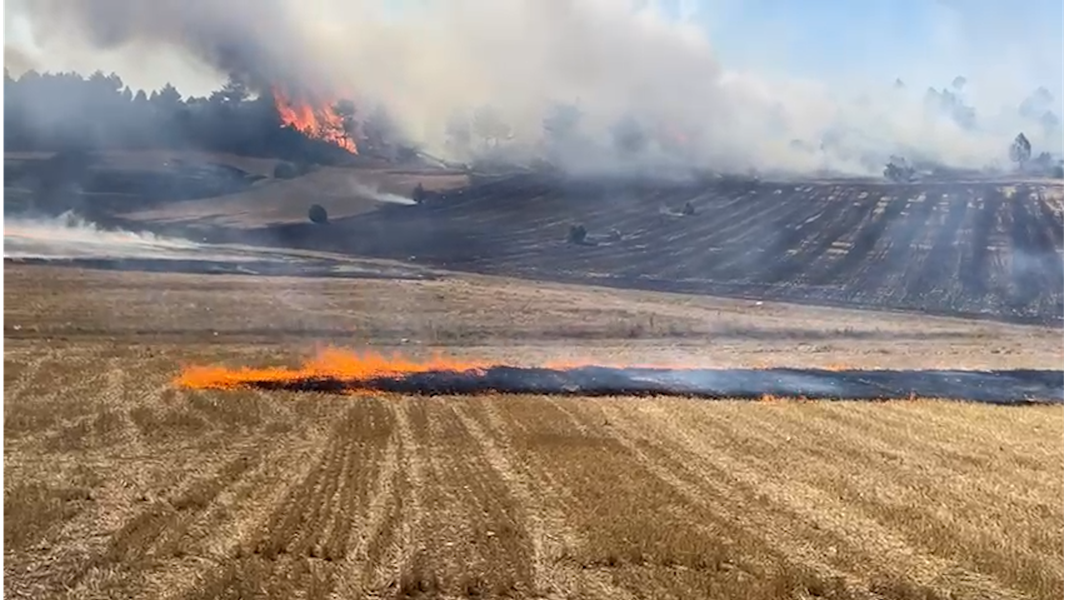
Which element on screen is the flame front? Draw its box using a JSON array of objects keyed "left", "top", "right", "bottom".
[
  {"left": 272, "top": 88, "right": 358, "bottom": 154},
  {"left": 175, "top": 347, "right": 870, "bottom": 393},
  {"left": 176, "top": 347, "right": 489, "bottom": 391}
]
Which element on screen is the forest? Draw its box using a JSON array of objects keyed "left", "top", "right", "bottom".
[{"left": 3, "top": 69, "right": 364, "bottom": 164}]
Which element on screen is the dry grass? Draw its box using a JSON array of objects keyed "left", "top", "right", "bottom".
[
  {"left": 5, "top": 149, "right": 469, "bottom": 228},
  {"left": 119, "top": 160, "right": 468, "bottom": 228},
  {"left": 5, "top": 264, "right": 1061, "bottom": 370},
  {"left": 4, "top": 263, "right": 1063, "bottom": 600}
]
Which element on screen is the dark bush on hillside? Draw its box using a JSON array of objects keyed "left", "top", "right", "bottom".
[
  {"left": 568, "top": 224, "right": 587, "bottom": 244},
  {"left": 308, "top": 204, "right": 329, "bottom": 225},
  {"left": 884, "top": 157, "right": 917, "bottom": 182}
]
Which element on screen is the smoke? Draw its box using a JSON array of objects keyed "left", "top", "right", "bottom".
[
  {"left": 6, "top": 0, "right": 1064, "bottom": 176},
  {"left": 3, "top": 211, "right": 283, "bottom": 262},
  {"left": 346, "top": 181, "right": 418, "bottom": 206},
  {"left": 3, "top": 45, "right": 36, "bottom": 75}
]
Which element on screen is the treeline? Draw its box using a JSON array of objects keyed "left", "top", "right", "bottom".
[
  {"left": 3, "top": 69, "right": 355, "bottom": 163},
  {"left": 0, "top": 68, "right": 648, "bottom": 169}
]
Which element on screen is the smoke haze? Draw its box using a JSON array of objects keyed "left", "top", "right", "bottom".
[
  {"left": 5, "top": 0, "right": 1064, "bottom": 176},
  {"left": 4, "top": 212, "right": 282, "bottom": 262}
]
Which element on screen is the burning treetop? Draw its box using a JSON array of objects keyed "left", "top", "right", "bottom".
[{"left": 272, "top": 88, "right": 358, "bottom": 154}]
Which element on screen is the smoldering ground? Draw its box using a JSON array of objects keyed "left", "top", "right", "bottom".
[
  {"left": 179, "top": 360, "right": 1065, "bottom": 404},
  {"left": 3, "top": 212, "right": 245, "bottom": 262},
  {"left": 6, "top": 0, "right": 1063, "bottom": 177},
  {"left": 2, "top": 211, "right": 434, "bottom": 281}
]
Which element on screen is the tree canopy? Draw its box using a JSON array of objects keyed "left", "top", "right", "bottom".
[{"left": 4, "top": 70, "right": 356, "bottom": 164}]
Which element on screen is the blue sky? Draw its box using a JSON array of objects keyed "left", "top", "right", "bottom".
[{"left": 687, "top": 0, "right": 1064, "bottom": 95}]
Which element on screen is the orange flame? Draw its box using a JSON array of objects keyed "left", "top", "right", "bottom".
[
  {"left": 174, "top": 347, "right": 722, "bottom": 393},
  {"left": 176, "top": 347, "right": 488, "bottom": 391},
  {"left": 174, "top": 347, "right": 877, "bottom": 396},
  {"left": 272, "top": 88, "right": 358, "bottom": 154}
]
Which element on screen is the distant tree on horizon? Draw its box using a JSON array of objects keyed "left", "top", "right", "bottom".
[
  {"left": 1009, "top": 133, "right": 1032, "bottom": 170},
  {"left": 472, "top": 105, "right": 511, "bottom": 149}
]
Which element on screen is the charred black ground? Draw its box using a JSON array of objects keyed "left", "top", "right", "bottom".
[
  {"left": 233, "top": 367, "right": 1064, "bottom": 404},
  {"left": 2, "top": 256, "right": 435, "bottom": 280},
  {"left": 250, "top": 175, "right": 1064, "bottom": 326},
  {"left": 8, "top": 153, "right": 1063, "bottom": 326}
]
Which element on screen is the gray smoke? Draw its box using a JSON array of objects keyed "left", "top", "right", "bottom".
[
  {"left": 3, "top": 211, "right": 283, "bottom": 262},
  {"left": 6, "top": 0, "right": 1064, "bottom": 176}
]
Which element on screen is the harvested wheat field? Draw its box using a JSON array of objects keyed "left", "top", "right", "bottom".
[{"left": 4, "top": 263, "right": 1064, "bottom": 600}]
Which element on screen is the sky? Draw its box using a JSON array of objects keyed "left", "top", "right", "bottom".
[{"left": 696, "top": 0, "right": 1064, "bottom": 98}]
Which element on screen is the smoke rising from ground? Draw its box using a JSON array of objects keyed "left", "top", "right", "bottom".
[
  {"left": 347, "top": 181, "right": 418, "bottom": 206},
  {"left": 6, "top": 0, "right": 1064, "bottom": 176},
  {"left": 4, "top": 212, "right": 282, "bottom": 262}
]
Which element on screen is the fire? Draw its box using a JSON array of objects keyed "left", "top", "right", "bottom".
[
  {"left": 174, "top": 347, "right": 700, "bottom": 392},
  {"left": 176, "top": 347, "right": 865, "bottom": 393},
  {"left": 272, "top": 88, "right": 358, "bottom": 154},
  {"left": 176, "top": 347, "right": 488, "bottom": 392}
]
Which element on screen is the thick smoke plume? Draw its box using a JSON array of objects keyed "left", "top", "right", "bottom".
[{"left": 6, "top": 0, "right": 1064, "bottom": 176}]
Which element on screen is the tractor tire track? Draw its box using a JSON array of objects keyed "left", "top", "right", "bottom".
[
  {"left": 152, "top": 426, "right": 333, "bottom": 600},
  {"left": 325, "top": 400, "right": 401, "bottom": 599},
  {"left": 51, "top": 449, "right": 265, "bottom": 600},
  {"left": 374, "top": 398, "right": 538, "bottom": 597},
  {"left": 851, "top": 191, "right": 933, "bottom": 306},
  {"left": 453, "top": 398, "right": 588, "bottom": 598},
  {"left": 809, "top": 191, "right": 900, "bottom": 286},
  {"left": 182, "top": 398, "right": 395, "bottom": 600},
  {"left": 480, "top": 397, "right": 639, "bottom": 600},
  {"left": 905, "top": 193, "right": 972, "bottom": 306},
  {"left": 767, "top": 186, "right": 874, "bottom": 287},
  {"left": 743, "top": 188, "right": 844, "bottom": 284},
  {"left": 962, "top": 188, "right": 1005, "bottom": 300},
  {"left": 586, "top": 400, "right": 1029, "bottom": 600}
]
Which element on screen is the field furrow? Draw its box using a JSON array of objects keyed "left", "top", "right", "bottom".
[
  {"left": 315, "top": 178, "right": 1063, "bottom": 324},
  {"left": 5, "top": 260, "right": 1062, "bottom": 600}
]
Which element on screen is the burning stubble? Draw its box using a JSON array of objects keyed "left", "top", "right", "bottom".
[
  {"left": 175, "top": 347, "right": 1064, "bottom": 403},
  {"left": 176, "top": 347, "right": 491, "bottom": 390}
]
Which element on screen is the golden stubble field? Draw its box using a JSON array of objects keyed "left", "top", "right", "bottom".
[{"left": 4, "top": 263, "right": 1064, "bottom": 600}]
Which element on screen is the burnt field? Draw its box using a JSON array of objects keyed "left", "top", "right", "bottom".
[
  {"left": 190, "top": 365, "right": 1064, "bottom": 405},
  {"left": 254, "top": 175, "right": 1064, "bottom": 325}
]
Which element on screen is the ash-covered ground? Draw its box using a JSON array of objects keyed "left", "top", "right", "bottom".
[
  {"left": 237, "top": 174, "right": 1065, "bottom": 326},
  {"left": 197, "top": 365, "right": 1064, "bottom": 405},
  {"left": 3, "top": 212, "right": 434, "bottom": 280}
]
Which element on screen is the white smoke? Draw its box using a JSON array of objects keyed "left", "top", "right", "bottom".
[
  {"left": 346, "top": 181, "right": 418, "bottom": 206},
  {"left": 3, "top": 212, "right": 283, "bottom": 262},
  {"left": 5, "top": 0, "right": 1063, "bottom": 176}
]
